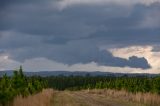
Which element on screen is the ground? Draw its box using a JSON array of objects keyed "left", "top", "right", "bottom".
[{"left": 51, "top": 90, "right": 146, "bottom": 106}]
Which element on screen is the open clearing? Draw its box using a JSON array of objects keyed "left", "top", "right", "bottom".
[{"left": 51, "top": 90, "right": 146, "bottom": 106}]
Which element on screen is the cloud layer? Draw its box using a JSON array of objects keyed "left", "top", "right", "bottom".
[
  {"left": 58, "top": 0, "right": 160, "bottom": 9},
  {"left": 0, "top": 0, "right": 160, "bottom": 73}
]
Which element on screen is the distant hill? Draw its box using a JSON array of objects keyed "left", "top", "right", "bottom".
[{"left": 0, "top": 70, "right": 159, "bottom": 77}]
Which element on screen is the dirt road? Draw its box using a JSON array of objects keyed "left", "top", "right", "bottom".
[{"left": 51, "top": 90, "right": 146, "bottom": 106}]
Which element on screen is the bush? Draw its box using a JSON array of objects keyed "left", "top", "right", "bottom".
[{"left": 0, "top": 66, "right": 47, "bottom": 105}]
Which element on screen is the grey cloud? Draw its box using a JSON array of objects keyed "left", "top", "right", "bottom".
[
  {"left": 50, "top": 47, "right": 151, "bottom": 69},
  {"left": 0, "top": 0, "right": 159, "bottom": 69},
  {"left": 0, "top": 49, "right": 5, "bottom": 54},
  {"left": 6, "top": 40, "right": 151, "bottom": 69}
]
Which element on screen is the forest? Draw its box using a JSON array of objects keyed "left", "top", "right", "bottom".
[
  {"left": 0, "top": 67, "right": 160, "bottom": 105},
  {"left": 46, "top": 75, "right": 160, "bottom": 93}
]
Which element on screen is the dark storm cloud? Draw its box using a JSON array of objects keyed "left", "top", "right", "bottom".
[
  {"left": 0, "top": 49, "right": 5, "bottom": 54},
  {"left": 49, "top": 47, "right": 151, "bottom": 69},
  {"left": 5, "top": 39, "right": 150, "bottom": 69},
  {"left": 0, "top": 0, "right": 159, "bottom": 69}
]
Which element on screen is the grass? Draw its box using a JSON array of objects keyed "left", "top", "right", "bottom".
[
  {"left": 51, "top": 90, "right": 146, "bottom": 106},
  {"left": 7, "top": 88, "right": 160, "bottom": 106},
  {"left": 88, "top": 89, "right": 160, "bottom": 106},
  {"left": 12, "top": 89, "right": 53, "bottom": 106}
]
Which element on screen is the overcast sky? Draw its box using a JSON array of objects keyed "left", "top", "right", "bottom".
[{"left": 0, "top": 0, "right": 160, "bottom": 73}]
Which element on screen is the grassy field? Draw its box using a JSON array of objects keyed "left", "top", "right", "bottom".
[
  {"left": 51, "top": 90, "right": 146, "bottom": 106},
  {"left": 12, "top": 89, "right": 160, "bottom": 106},
  {"left": 13, "top": 89, "right": 53, "bottom": 106}
]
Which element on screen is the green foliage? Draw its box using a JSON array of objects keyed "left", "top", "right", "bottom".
[
  {"left": 0, "top": 66, "right": 47, "bottom": 105},
  {"left": 46, "top": 75, "right": 160, "bottom": 94},
  {"left": 1, "top": 66, "right": 159, "bottom": 105}
]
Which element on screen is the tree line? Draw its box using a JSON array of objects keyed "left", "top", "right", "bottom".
[
  {"left": 0, "top": 66, "right": 47, "bottom": 106},
  {"left": 46, "top": 75, "right": 160, "bottom": 94},
  {"left": 1, "top": 67, "right": 160, "bottom": 105}
]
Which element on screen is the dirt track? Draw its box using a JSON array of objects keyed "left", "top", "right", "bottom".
[{"left": 51, "top": 90, "right": 145, "bottom": 106}]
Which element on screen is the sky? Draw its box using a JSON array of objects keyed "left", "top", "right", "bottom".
[{"left": 0, "top": 0, "right": 160, "bottom": 73}]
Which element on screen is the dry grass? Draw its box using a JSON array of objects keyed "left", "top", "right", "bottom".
[
  {"left": 88, "top": 89, "right": 160, "bottom": 106},
  {"left": 12, "top": 89, "right": 160, "bottom": 106},
  {"left": 13, "top": 89, "right": 53, "bottom": 106}
]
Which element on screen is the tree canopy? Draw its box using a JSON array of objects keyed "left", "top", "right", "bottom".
[{"left": 0, "top": 66, "right": 47, "bottom": 105}]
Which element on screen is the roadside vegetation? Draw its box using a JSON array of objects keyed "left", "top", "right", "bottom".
[
  {"left": 88, "top": 89, "right": 160, "bottom": 106},
  {"left": 0, "top": 66, "right": 47, "bottom": 106},
  {"left": 46, "top": 75, "right": 160, "bottom": 106},
  {"left": 13, "top": 89, "right": 53, "bottom": 106},
  {"left": 0, "top": 67, "right": 160, "bottom": 106}
]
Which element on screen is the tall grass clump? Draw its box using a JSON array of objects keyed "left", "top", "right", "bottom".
[{"left": 13, "top": 89, "right": 53, "bottom": 106}]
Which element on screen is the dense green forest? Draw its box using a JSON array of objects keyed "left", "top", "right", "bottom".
[
  {"left": 0, "top": 66, "right": 47, "bottom": 105},
  {"left": 46, "top": 75, "right": 160, "bottom": 94}
]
